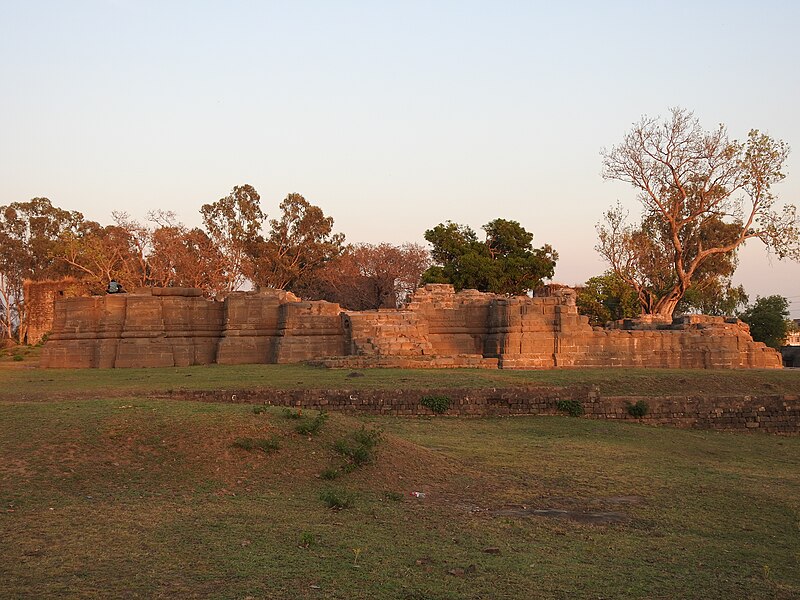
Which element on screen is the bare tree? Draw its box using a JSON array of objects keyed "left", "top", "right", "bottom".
[{"left": 598, "top": 108, "right": 797, "bottom": 318}]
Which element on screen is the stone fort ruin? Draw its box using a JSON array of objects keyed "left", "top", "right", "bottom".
[{"left": 39, "top": 284, "right": 781, "bottom": 369}]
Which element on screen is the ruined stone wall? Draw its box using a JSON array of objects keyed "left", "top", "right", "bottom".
[
  {"left": 165, "top": 387, "right": 800, "bottom": 434},
  {"left": 40, "top": 284, "right": 783, "bottom": 369},
  {"left": 273, "top": 300, "right": 348, "bottom": 363},
  {"left": 216, "top": 290, "right": 297, "bottom": 365},
  {"left": 22, "top": 278, "right": 93, "bottom": 345},
  {"left": 572, "top": 316, "right": 782, "bottom": 369},
  {"left": 41, "top": 288, "right": 224, "bottom": 368}
]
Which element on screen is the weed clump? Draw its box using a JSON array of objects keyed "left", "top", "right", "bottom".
[
  {"left": 556, "top": 399, "right": 584, "bottom": 417},
  {"left": 282, "top": 408, "right": 303, "bottom": 420},
  {"left": 320, "top": 487, "right": 355, "bottom": 509},
  {"left": 420, "top": 394, "right": 451, "bottom": 415},
  {"left": 334, "top": 426, "right": 382, "bottom": 466},
  {"left": 231, "top": 436, "right": 280, "bottom": 454},
  {"left": 626, "top": 400, "right": 649, "bottom": 418},
  {"left": 320, "top": 468, "right": 340, "bottom": 481},
  {"left": 321, "top": 426, "right": 383, "bottom": 479},
  {"left": 295, "top": 411, "right": 328, "bottom": 436}
]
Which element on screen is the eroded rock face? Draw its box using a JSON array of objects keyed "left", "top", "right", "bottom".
[{"left": 39, "top": 284, "right": 782, "bottom": 369}]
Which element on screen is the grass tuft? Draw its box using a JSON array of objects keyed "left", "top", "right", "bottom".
[
  {"left": 231, "top": 436, "right": 280, "bottom": 453},
  {"left": 320, "top": 487, "right": 355, "bottom": 509}
]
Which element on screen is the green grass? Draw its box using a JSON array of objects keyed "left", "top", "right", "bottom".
[
  {"left": 1, "top": 398, "right": 798, "bottom": 599},
  {"left": 2, "top": 362, "right": 800, "bottom": 401}
]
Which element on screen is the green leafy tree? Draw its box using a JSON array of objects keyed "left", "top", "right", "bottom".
[
  {"left": 421, "top": 219, "right": 557, "bottom": 295},
  {"left": 576, "top": 271, "right": 640, "bottom": 326},
  {"left": 599, "top": 107, "right": 798, "bottom": 319},
  {"left": 738, "top": 295, "right": 791, "bottom": 349},
  {"left": 677, "top": 282, "right": 748, "bottom": 316}
]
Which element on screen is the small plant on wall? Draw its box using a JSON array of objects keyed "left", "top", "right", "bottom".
[
  {"left": 420, "top": 394, "right": 451, "bottom": 415},
  {"left": 556, "top": 399, "right": 584, "bottom": 417},
  {"left": 626, "top": 400, "right": 649, "bottom": 418}
]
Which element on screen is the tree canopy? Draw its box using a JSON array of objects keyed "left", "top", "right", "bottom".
[
  {"left": 248, "top": 193, "right": 345, "bottom": 291},
  {"left": 598, "top": 107, "right": 798, "bottom": 319},
  {"left": 0, "top": 198, "right": 85, "bottom": 340},
  {"left": 576, "top": 271, "right": 640, "bottom": 326},
  {"left": 738, "top": 295, "right": 791, "bottom": 349},
  {"left": 421, "top": 219, "right": 557, "bottom": 295},
  {"left": 293, "top": 242, "right": 430, "bottom": 310}
]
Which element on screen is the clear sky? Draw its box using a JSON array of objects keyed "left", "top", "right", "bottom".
[{"left": 2, "top": 1, "right": 799, "bottom": 315}]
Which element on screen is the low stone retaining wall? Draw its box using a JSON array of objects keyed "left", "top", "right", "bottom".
[{"left": 163, "top": 387, "right": 800, "bottom": 435}]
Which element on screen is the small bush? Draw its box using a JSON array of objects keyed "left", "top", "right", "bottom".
[
  {"left": 556, "top": 399, "right": 584, "bottom": 417},
  {"left": 320, "top": 468, "right": 340, "bottom": 480},
  {"left": 12, "top": 354, "right": 23, "bottom": 362},
  {"left": 626, "top": 400, "right": 649, "bottom": 418},
  {"left": 299, "top": 532, "right": 315, "bottom": 548},
  {"left": 252, "top": 406, "right": 268, "bottom": 414},
  {"left": 420, "top": 394, "right": 451, "bottom": 414},
  {"left": 232, "top": 436, "right": 280, "bottom": 453},
  {"left": 383, "top": 491, "right": 403, "bottom": 502},
  {"left": 334, "top": 426, "right": 382, "bottom": 466},
  {"left": 351, "top": 426, "right": 382, "bottom": 449},
  {"left": 282, "top": 408, "right": 303, "bottom": 420},
  {"left": 295, "top": 411, "right": 328, "bottom": 436},
  {"left": 320, "top": 487, "right": 355, "bottom": 509}
]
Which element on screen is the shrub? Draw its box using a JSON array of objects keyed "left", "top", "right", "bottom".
[
  {"left": 282, "top": 408, "right": 303, "bottom": 420},
  {"left": 252, "top": 406, "right": 268, "bottom": 414},
  {"left": 320, "top": 468, "right": 340, "bottom": 480},
  {"left": 332, "top": 426, "right": 383, "bottom": 471},
  {"left": 556, "top": 399, "right": 584, "bottom": 417},
  {"left": 231, "top": 436, "right": 280, "bottom": 453},
  {"left": 626, "top": 400, "right": 649, "bottom": 418},
  {"left": 299, "top": 532, "right": 315, "bottom": 548},
  {"left": 12, "top": 354, "right": 23, "bottom": 362},
  {"left": 320, "top": 487, "right": 355, "bottom": 509},
  {"left": 295, "top": 411, "right": 328, "bottom": 436},
  {"left": 420, "top": 394, "right": 451, "bottom": 414}
]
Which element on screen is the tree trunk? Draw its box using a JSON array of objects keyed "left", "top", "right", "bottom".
[{"left": 650, "top": 292, "right": 682, "bottom": 321}]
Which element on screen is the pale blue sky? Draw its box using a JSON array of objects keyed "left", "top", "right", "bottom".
[{"left": 2, "top": 1, "right": 799, "bottom": 314}]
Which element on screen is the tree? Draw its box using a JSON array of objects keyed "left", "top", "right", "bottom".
[
  {"left": 677, "top": 282, "right": 748, "bottom": 317},
  {"left": 738, "top": 295, "right": 791, "bottom": 349},
  {"left": 57, "top": 220, "right": 138, "bottom": 293},
  {"left": 248, "top": 193, "right": 345, "bottom": 291},
  {"left": 576, "top": 271, "right": 640, "bottom": 326},
  {"left": 148, "top": 221, "right": 228, "bottom": 295},
  {"left": 421, "top": 219, "right": 557, "bottom": 295},
  {"left": 598, "top": 107, "right": 798, "bottom": 319},
  {"left": 0, "top": 198, "right": 84, "bottom": 341},
  {"left": 200, "top": 184, "right": 266, "bottom": 292},
  {"left": 293, "top": 242, "right": 430, "bottom": 309}
]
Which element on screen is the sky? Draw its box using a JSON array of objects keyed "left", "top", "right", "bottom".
[{"left": 2, "top": 1, "right": 799, "bottom": 316}]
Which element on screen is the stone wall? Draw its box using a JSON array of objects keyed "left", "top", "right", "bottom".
[
  {"left": 163, "top": 387, "right": 800, "bottom": 434},
  {"left": 42, "top": 288, "right": 224, "bottom": 368},
  {"left": 40, "top": 284, "right": 783, "bottom": 369},
  {"left": 22, "top": 278, "right": 93, "bottom": 345}
]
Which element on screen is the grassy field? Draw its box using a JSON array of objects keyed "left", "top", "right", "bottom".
[
  {"left": 1, "top": 396, "right": 799, "bottom": 599},
  {"left": 2, "top": 360, "right": 800, "bottom": 401}
]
